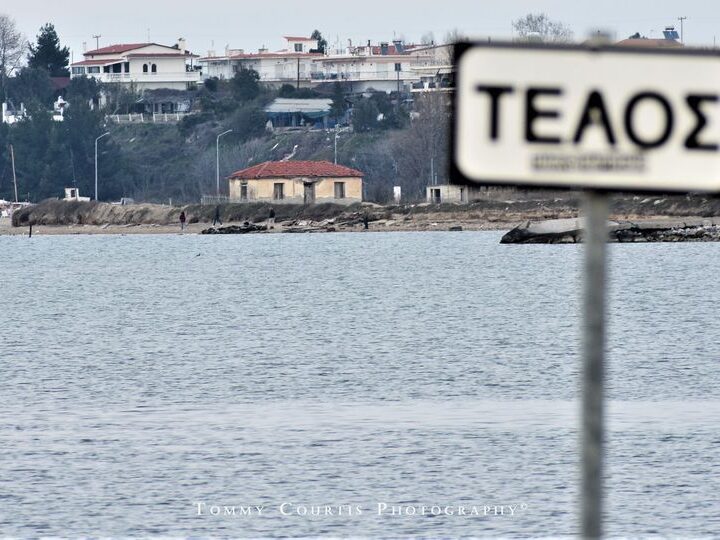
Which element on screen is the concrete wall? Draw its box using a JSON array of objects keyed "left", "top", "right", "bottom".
[
  {"left": 229, "top": 176, "right": 362, "bottom": 205},
  {"left": 426, "top": 184, "right": 468, "bottom": 203}
]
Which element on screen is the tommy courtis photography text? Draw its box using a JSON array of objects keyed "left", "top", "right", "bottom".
[{"left": 195, "top": 502, "right": 529, "bottom": 518}]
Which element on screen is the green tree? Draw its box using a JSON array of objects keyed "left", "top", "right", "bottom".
[
  {"left": 310, "top": 30, "right": 328, "bottom": 54},
  {"left": 231, "top": 69, "right": 260, "bottom": 102},
  {"left": 65, "top": 75, "right": 101, "bottom": 105},
  {"left": 352, "top": 99, "right": 380, "bottom": 131},
  {"left": 27, "top": 23, "right": 69, "bottom": 77},
  {"left": 278, "top": 83, "right": 296, "bottom": 98},
  {"left": 7, "top": 67, "right": 54, "bottom": 108},
  {"left": 331, "top": 81, "right": 347, "bottom": 121},
  {"left": 226, "top": 103, "right": 267, "bottom": 142}
]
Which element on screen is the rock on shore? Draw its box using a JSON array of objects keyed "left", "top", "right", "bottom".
[{"left": 501, "top": 218, "right": 720, "bottom": 244}]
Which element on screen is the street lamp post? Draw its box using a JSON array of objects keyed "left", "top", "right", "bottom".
[
  {"left": 333, "top": 126, "right": 351, "bottom": 165},
  {"left": 94, "top": 132, "right": 110, "bottom": 201},
  {"left": 216, "top": 129, "right": 233, "bottom": 197}
]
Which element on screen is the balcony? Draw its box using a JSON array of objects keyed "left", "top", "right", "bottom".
[{"left": 83, "top": 71, "right": 202, "bottom": 85}]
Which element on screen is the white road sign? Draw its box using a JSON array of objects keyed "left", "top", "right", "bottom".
[{"left": 452, "top": 43, "right": 720, "bottom": 192}]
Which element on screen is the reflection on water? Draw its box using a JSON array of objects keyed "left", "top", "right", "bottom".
[{"left": 1, "top": 232, "right": 719, "bottom": 536}]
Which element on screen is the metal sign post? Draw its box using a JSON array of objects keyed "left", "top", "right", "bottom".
[
  {"left": 581, "top": 190, "right": 608, "bottom": 538},
  {"left": 451, "top": 41, "right": 720, "bottom": 538}
]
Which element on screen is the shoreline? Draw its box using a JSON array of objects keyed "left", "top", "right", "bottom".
[{"left": 2, "top": 213, "right": 712, "bottom": 237}]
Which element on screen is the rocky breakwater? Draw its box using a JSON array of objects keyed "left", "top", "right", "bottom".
[{"left": 501, "top": 218, "right": 720, "bottom": 244}]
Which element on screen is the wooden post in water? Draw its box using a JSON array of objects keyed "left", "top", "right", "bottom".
[{"left": 581, "top": 190, "right": 609, "bottom": 538}]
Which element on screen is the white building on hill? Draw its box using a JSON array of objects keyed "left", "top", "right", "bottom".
[
  {"left": 70, "top": 40, "right": 201, "bottom": 91},
  {"left": 199, "top": 36, "right": 322, "bottom": 85}
]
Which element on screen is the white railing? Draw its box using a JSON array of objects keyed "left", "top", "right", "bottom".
[
  {"left": 89, "top": 72, "right": 202, "bottom": 84},
  {"left": 107, "top": 113, "right": 194, "bottom": 124}
]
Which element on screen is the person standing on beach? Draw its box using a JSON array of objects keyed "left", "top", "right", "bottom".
[
  {"left": 213, "top": 205, "right": 222, "bottom": 227},
  {"left": 179, "top": 211, "right": 186, "bottom": 231},
  {"left": 267, "top": 207, "right": 275, "bottom": 230}
]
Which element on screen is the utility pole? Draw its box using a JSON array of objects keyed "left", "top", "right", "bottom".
[
  {"left": 9, "top": 144, "right": 18, "bottom": 203},
  {"left": 94, "top": 132, "right": 110, "bottom": 201},
  {"left": 92, "top": 34, "right": 101, "bottom": 50},
  {"left": 216, "top": 129, "right": 233, "bottom": 197},
  {"left": 678, "top": 17, "right": 687, "bottom": 43}
]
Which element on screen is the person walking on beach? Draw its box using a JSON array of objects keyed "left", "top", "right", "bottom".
[
  {"left": 179, "top": 210, "right": 186, "bottom": 231},
  {"left": 267, "top": 207, "right": 275, "bottom": 230},
  {"left": 213, "top": 205, "right": 222, "bottom": 227}
]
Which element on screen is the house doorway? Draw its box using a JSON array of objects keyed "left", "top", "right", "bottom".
[
  {"left": 304, "top": 183, "right": 315, "bottom": 205},
  {"left": 430, "top": 188, "right": 441, "bottom": 204}
]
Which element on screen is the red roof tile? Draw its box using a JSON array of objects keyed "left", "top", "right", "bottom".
[
  {"left": 85, "top": 43, "right": 152, "bottom": 55},
  {"left": 71, "top": 59, "right": 114, "bottom": 66},
  {"left": 230, "top": 161, "right": 364, "bottom": 179}
]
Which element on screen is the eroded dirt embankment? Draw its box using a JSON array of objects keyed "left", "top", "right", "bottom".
[{"left": 9, "top": 194, "right": 720, "bottom": 232}]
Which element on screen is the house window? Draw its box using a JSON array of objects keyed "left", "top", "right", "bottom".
[
  {"left": 87, "top": 66, "right": 100, "bottom": 73},
  {"left": 334, "top": 182, "right": 346, "bottom": 199},
  {"left": 151, "top": 64, "right": 157, "bottom": 73},
  {"left": 124, "top": 62, "right": 130, "bottom": 73},
  {"left": 273, "top": 183, "right": 284, "bottom": 200},
  {"left": 71, "top": 67, "right": 85, "bottom": 75},
  {"left": 294, "top": 43, "right": 303, "bottom": 52},
  {"left": 240, "top": 183, "right": 248, "bottom": 201},
  {"left": 143, "top": 64, "right": 148, "bottom": 73}
]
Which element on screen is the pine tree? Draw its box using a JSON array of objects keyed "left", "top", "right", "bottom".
[
  {"left": 310, "top": 30, "right": 328, "bottom": 54},
  {"left": 27, "top": 23, "right": 69, "bottom": 77}
]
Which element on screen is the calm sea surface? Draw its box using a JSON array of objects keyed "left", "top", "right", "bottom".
[{"left": 1, "top": 231, "right": 719, "bottom": 537}]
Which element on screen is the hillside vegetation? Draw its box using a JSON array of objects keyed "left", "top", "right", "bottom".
[{"left": 0, "top": 68, "right": 450, "bottom": 204}]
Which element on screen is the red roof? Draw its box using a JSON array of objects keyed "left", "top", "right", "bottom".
[
  {"left": 85, "top": 43, "right": 152, "bottom": 55},
  {"left": 71, "top": 59, "right": 113, "bottom": 66},
  {"left": 230, "top": 161, "right": 364, "bottom": 179},
  {"left": 284, "top": 36, "right": 316, "bottom": 42},
  {"left": 51, "top": 77, "right": 71, "bottom": 91}
]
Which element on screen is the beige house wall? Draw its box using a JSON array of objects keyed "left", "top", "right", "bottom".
[{"left": 229, "top": 176, "right": 362, "bottom": 205}]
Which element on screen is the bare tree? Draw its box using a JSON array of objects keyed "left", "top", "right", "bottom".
[
  {"left": 420, "top": 31, "right": 435, "bottom": 46},
  {"left": 0, "top": 14, "right": 25, "bottom": 99},
  {"left": 442, "top": 28, "right": 468, "bottom": 64},
  {"left": 512, "top": 13, "right": 573, "bottom": 43},
  {"left": 391, "top": 92, "right": 451, "bottom": 200}
]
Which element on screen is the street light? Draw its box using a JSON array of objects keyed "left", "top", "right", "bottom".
[
  {"left": 333, "top": 126, "right": 351, "bottom": 164},
  {"left": 94, "top": 131, "right": 110, "bottom": 201},
  {"left": 216, "top": 129, "right": 233, "bottom": 197}
]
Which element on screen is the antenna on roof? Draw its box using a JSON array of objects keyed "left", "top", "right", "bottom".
[{"left": 92, "top": 34, "right": 101, "bottom": 50}]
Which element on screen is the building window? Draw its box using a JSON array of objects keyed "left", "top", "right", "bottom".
[
  {"left": 124, "top": 62, "right": 130, "bottom": 73},
  {"left": 334, "top": 182, "right": 346, "bottom": 199},
  {"left": 87, "top": 66, "right": 100, "bottom": 73},
  {"left": 151, "top": 64, "right": 157, "bottom": 73},
  {"left": 273, "top": 183, "right": 284, "bottom": 200},
  {"left": 294, "top": 43, "right": 303, "bottom": 52},
  {"left": 71, "top": 67, "right": 85, "bottom": 75},
  {"left": 143, "top": 64, "right": 148, "bottom": 73},
  {"left": 240, "top": 183, "right": 248, "bottom": 201}
]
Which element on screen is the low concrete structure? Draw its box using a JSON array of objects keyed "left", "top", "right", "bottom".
[
  {"left": 228, "top": 161, "right": 363, "bottom": 205},
  {"left": 426, "top": 184, "right": 470, "bottom": 204},
  {"left": 64, "top": 187, "right": 91, "bottom": 202}
]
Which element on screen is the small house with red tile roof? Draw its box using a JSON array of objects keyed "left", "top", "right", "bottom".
[
  {"left": 228, "top": 161, "right": 363, "bottom": 205},
  {"left": 70, "top": 39, "right": 201, "bottom": 97}
]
